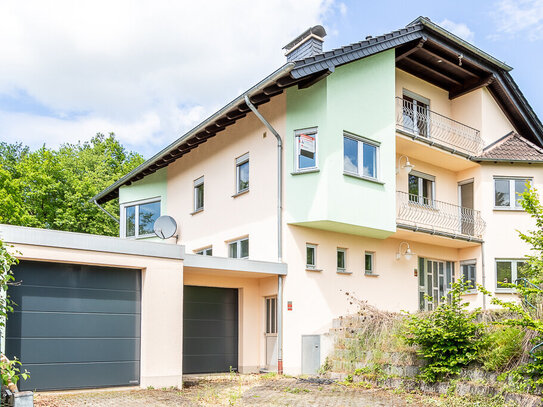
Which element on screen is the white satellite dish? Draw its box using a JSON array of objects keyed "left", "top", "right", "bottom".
[{"left": 153, "top": 216, "right": 178, "bottom": 239}]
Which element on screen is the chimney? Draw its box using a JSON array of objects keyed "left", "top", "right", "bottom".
[{"left": 283, "top": 25, "right": 327, "bottom": 62}]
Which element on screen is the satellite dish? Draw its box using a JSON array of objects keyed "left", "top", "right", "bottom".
[{"left": 153, "top": 216, "right": 178, "bottom": 239}]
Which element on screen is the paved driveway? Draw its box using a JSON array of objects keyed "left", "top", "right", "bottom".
[{"left": 32, "top": 375, "right": 446, "bottom": 407}]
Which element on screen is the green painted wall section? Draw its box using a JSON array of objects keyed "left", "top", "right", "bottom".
[
  {"left": 119, "top": 168, "right": 168, "bottom": 240},
  {"left": 286, "top": 49, "right": 396, "bottom": 238}
]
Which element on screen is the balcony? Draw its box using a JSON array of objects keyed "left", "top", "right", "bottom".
[
  {"left": 395, "top": 97, "right": 484, "bottom": 158},
  {"left": 396, "top": 191, "right": 486, "bottom": 240}
]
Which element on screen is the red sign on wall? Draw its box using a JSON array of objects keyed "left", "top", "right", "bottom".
[{"left": 287, "top": 301, "right": 293, "bottom": 311}]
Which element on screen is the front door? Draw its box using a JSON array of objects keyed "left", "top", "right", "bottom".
[
  {"left": 418, "top": 258, "right": 455, "bottom": 311},
  {"left": 265, "top": 297, "right": 278, "bottom": 370},
  {"left": 459, "top": 181, "right": 474, "bottom": 235}
]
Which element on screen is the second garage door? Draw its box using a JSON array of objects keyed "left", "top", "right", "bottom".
[
  {"left": 183, "top": 286, "right": 238, "bottom": 374},
  {"left": 5, "top": 261, "right": 141, "bottom": 391}
]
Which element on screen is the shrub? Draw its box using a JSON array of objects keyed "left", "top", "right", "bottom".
[
  {"left": 402, "top": 281, "right": 482, "bottom": 382},
  {"left": 477, "top": 326, "right": 525, "bottom": 372}
]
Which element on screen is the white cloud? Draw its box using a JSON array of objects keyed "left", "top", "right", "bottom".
[
  {"left": 492, "top": 0, "right": 543, "bottom": 40},
  {"left": 438, "top": 19, "right": 475, "bottom": 43},
  {"left": 0, "top": 0, "right": 341, "bottom": 156}
]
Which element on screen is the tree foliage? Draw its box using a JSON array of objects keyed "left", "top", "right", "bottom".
[
  {"left": 0, "top": 133, "right": 144, "bottom": 236},
  {"left": 402, "top": 281, "right": 482, "bottom": 382}
]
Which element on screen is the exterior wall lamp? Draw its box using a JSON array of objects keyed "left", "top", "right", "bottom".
[
  {"left": 396, "top": 155, "right": 414, "bottom": 174},
  {"left": 396, "top": 241, "right": 414, "bottom": 260}
]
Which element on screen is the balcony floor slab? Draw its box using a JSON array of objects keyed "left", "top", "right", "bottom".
[{"left": 393, "top": 225, "right": 482, "bottom": 248}]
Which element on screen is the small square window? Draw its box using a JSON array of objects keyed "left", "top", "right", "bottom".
[
  {"left": 306, "top": 244, "right": 317, "bottom": 269},
  {"left": 236, "top": 153, "right": 249, "bottom": 194},
  {"left": 365, "top": 252, "right": 374, "bottom": 274},
  {"left": 337, "top": 248, "right": 346, "bottom": 272},
  {"left": 228, "top": 238, "right": 249, "bottom": 259},
  {"left": 294, "top": 128, "right": 318, "bottom": 171},
  {"left": 194, "top": 176, "right": 204, "bottom": 212}
]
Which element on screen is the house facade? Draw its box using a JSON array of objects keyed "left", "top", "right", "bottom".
[{"left": 4, "top": 17, "right": 543, "bottom": 389}]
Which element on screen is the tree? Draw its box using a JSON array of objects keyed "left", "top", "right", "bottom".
[{"left": 0, "top": 133, "right": 144, "bottom": 236}]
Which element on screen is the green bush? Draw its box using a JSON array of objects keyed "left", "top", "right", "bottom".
[
  {"left": 402, "top": 281, "right": 482, "bottom": 383},
  {"left": 477, "top": 327, "right": 525, "bottom": 372}
]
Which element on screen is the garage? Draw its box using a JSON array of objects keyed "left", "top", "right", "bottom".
[
  {"left": 5, "top": 260, "right": 141, "bottom": 391},
  {"left": 183, "top": 286, "right": 238, "bottom": 374}
]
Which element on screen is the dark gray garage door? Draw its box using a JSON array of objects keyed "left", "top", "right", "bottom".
[
  {"left": 5, "top": 261, "right": 141, "bottom": 391},
  {"left": 183, "top": 286, "right": 238, "bottom": 373}
]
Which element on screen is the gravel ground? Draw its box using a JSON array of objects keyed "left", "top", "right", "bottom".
[{"left": 32, "top": 375, "right": 441, "bottom": 407}]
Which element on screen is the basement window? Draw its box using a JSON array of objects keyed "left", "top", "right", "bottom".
[{"left": 122, "top": 199, "right": 161, "bottom": 238}]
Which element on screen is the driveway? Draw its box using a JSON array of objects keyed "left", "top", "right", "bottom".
[{"left": 32, "top": 374, "right": 475, "bottom": 407}]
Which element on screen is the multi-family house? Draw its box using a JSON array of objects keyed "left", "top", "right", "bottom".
[{"left": 3, "top": 17, "right": 543, "bottom": 391}]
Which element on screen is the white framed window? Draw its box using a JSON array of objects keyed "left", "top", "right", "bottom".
[
  {"left": 193, "top": 176, "right": 204, "bottom": 212},
  {"left": 496, "top": 259, "right": 528, "bottom": 291},
  {"left": 343, "top": 133, "right": 380, "bottom": 180},
  {"left": 409, "top": 170, "right": 435, "bottom": 206},
  {"left": 265, "top": 296, "right": 277, "bottom": 334},
  {"left": 228, "top": 237, "right": 249, "bottom": 259},
  {"left": 461, "top": 261, "right": 476, "bottom": 291},
  {"left": 494, "top": 177, "right": 532, "bottom": 209},
  {"left": 365, "top": 251, "right": 375, "bottom": 274},
  {"left": 294, "top": 127, "right": 318, "bottom": 172},
  {"left": 195, "top": 247, "right": 213, "bottom": 256},
  {"left": 306, "top": 244, "right": 317, "bottom": 269},
  {"left": 122, "top": 198, "right": 161, "bottom": 238},
  {"left": 337, "top": 248, "right": 347, "bottom": 273},
  {"left": 236, "top": 153, "right": 249, "bottom": 194}
]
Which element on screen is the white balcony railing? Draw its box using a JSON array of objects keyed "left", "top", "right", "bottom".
[
  {"left": 396, "top": 191, "right": 486, "bottom": 239},
  {"left": 395, "top": 97, "right": 484, "bottom": 157}
]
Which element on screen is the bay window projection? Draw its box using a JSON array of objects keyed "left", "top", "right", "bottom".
[
  {"left": 123, "top": 199, "right": 161, "bottom": 238},
  {"left": 294, "top": 128, "right": 318, "bottom": 171}
]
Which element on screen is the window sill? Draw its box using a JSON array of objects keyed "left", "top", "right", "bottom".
[
  {"left": 364, "top": 272, "right": 379, "bottom": 277},
  {"left": 495, "top": 289, "right": 516, "bottom": 294},
  {"left": 462, "top": 291, "right": 478, "bottom": 295},
  {"left": 306, "top": 268, "right": 323, "bottom": 272},
  {"left": 343, "top": 172, "right": 384, "bottom": 185},
  {"left": 337, "top": 269, "right": 352, "bottom": 275},
  {"left": 191, "top": 208, "right": 204, "bottom": 216},
  {"left": 232, "top": 189, "right": 249, "bottom": 198},
  {"left": 493, "top": 207, "right": 525, "bottom": 212},
  {"left": 291, "top": 168, "right": 320, "bottom": 175}
]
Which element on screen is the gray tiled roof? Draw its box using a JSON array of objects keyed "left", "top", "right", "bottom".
[{"left": 476, "top": 132, "right": 543, "bottom": 162}]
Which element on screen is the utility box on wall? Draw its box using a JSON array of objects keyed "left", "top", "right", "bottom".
[{"left": 301, "top": 335, "right": 320, "bottom": 375}]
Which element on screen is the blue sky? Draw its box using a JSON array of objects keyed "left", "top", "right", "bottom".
[{"left": 0, "top": 0, "right": 541, "bottom": 158}]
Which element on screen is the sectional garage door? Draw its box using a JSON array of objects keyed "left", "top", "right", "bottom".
[
  {"left": 183, "top": 286, "right": 238, "bottom": 374},
  {"left": 5, "top": 261, "right": 141, "bottom": 391}
]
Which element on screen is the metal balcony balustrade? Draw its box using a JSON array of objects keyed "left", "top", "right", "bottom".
[
  {"left": 395, "top": 97, "right": 484, "bottom": 157},
  {"left": 396, "top": 191, "right": 486, "bottom": 239}
]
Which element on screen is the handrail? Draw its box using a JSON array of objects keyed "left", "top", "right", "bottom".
[
  {"left": 396, "top": 191, "right": 486, "bottom": 238},
  {"left": 395, "top": 97, "right": 484, "bottom": 157}
]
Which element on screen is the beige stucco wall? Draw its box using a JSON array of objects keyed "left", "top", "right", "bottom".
[
  {"left": 166, "top": 95, "right": 285, "bottom": 262},
  {"left": 8, "top": 243, "right": 184, "bottom": 389},
  {"left": 183, "top": 270, "right": 277, "bottom": 372},
  {"left": 281, "top": 224, "right": 474, "bottom": 374}
]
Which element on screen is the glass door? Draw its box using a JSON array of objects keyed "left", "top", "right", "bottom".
[{"left": 418, "top": 258, "right": 455, "bottom": 311}]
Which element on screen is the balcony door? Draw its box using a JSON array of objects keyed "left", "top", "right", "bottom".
[
  {"left": 459, "top": 180, "right": 474, "bottom": 235},
  {"left": 402, "top": 91, "right": 430, "bottom": 137}
]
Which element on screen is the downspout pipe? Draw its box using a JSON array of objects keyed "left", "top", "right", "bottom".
[
  {"left": 93, "top": 199, "right": 120, "bottom": 224},
  {"left": 244, "top": 95, "right": 284, "bottom": 375},
  {"left": 481, "top": 242, "right": 486, "bottom": 310}
]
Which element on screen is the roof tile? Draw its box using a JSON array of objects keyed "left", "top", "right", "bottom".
[{"left": 477, "top": 132, "right": 543, "bottom": 161}]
